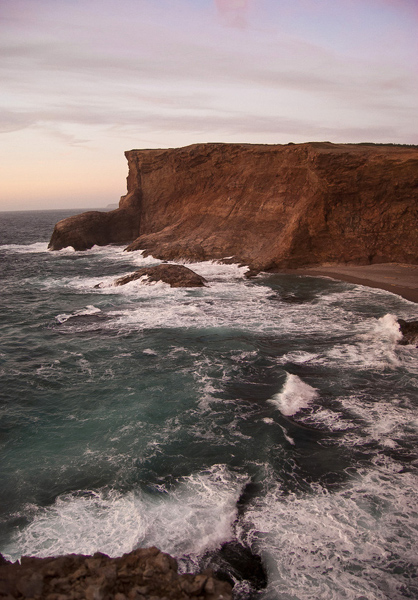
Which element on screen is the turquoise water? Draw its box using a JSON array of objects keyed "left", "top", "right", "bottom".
[{"left": 1, "top": 210, "right": 417, "bottom": 599}]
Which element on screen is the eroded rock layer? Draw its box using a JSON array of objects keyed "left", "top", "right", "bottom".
[{"left": 49, "top": 143, "right": 418, "bottom": 269}]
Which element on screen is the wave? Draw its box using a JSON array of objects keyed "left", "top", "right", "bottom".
[
  {"left": 374, "top": 313, "right": 403, "bottom": 344},
  {"left": 240, "top": 458, "right": 418, "bottom": 600},
  {"left": 3, "top": 465, "right": 247, "bottom": 568},
  {"left": 277, "top": 314, "right": 416, "bottom": 374},
  {"left": 338, "top": 393, "right": 418, "bottom": 450},
  {"left": 268, "top": 373, "right": 318, "bottom": 416},
  {"left": 0, "top": 242, "right": 49, "bottom": 253},
  {"left": 55, "top": 305, "right": 102, "bottom": 324}
]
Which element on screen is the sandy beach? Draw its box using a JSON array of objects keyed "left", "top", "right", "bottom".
[{"left": 284, "top": 263, "right": 418, "bottom": 304}]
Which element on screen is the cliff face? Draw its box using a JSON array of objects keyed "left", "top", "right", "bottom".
[{"left": 49, "top": 142, "right": 418, "bottom": 269}]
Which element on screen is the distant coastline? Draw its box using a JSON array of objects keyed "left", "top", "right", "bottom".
[{"left": 0, "top": 207, "right": 109, "bottom": 213}]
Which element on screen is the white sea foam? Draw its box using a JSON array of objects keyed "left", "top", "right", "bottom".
[
  {"left": 297, "top": 406, "right": 355, "bottom": 433},
  {"left": 3, "top": 491, "right": 142, "bottom": 561},
  {"left": 269, "top": 373, "right": 318, "bottom": 416},
  {"left": 277, "top": 313, "right": 413, "bottom": 373},
  {"left": 55, "top": 246, "right": 76, "bottom": 254},
  {"left": 55, "top": 305, "right": 101, "bottom": 324},
  {"left": 239, "top": 459, "right": 418, "bottom": 600},
  {"left": 3, "top": 465, "right": 247, "bottom": 566},
  {"left": 137, "top": 465, "right": 247, "bottom": 571},
  {"left": 324, "top": 315, "right": 403, "bottom": 370},
  {"left": 277, "top": 351, "right": 319, "bottom": 365},
  {"left": 61, "top": 245, "right": 140, "bottom": 261},
  {"left": 373, "top": 313, "right": 403, "bottom": 344},
  {"left": 278, "top": 423, "right": 296, "bottom": 445},
  {"left": 1, "top": 242, "right": 49, "bottom": 253},
  {"left": 338, "top": 394, "right": 418, "bottom": 449},
  {"left": 37, "top": 247, "right": 417, "bottom": 344},
  {"left": 100, "top": 270, "right": 272, "bottom": 333}
]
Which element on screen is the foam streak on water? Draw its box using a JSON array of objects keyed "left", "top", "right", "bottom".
[{"left": 1, "top": 211, "right": 417, "bottom": 599}]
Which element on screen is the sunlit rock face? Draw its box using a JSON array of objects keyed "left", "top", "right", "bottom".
[{"left": 49, "top": 142, "right": 418, "bottom": 270}]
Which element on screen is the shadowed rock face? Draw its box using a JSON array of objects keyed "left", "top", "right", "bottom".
[
  {"left": 114, "top": 264, "right": 207, "bottom": 288},
  {"left": 0, "top": 547, "right": 232, "bottom": 600},
  {"left": 48, "top": 192, "right": 141, "bottom": 251},
  {"left": 49, "top": 143, "right": 418, "bottom": 269},
  {"left": 201, "top": 541, "right": 267, "bottom": 594},
  {"left": 398, "top": 319, "right": 418, "bottom": 346}
]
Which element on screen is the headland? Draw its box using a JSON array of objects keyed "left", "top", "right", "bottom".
[{"left": 48, "top": 142, "right": 418, "bottom": 301}]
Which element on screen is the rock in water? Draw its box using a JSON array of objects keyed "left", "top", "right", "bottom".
[
  {"left": 0, "top": 547, "right": 232, "bottom": 600},
  {"left": 114, "top": 264, "right": 207, "bottom": 288},
  {"left": 201, "top": 541, "right": 267, "bottom": 594},
  {"left": 397, "top": 319, "right": 418, "bottom": 346},
  {"left": 48, "top": 192, "right": 141, "bottom": 251},
  {"left": 49, "top": 143, "right": 418, "bottom": 270}
]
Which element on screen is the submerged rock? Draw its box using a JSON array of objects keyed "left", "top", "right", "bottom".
[
  {"left": 0, "top": 547, "right": 232, "bottom": 600},
  {"left": 397, "top": 319, "right": 418, "bottom": 346},
  {"left": 201, "top": 541, "right": 267, "bottom": 595},
  {"left": 114, "top": 264, "right": 207, "bottom": 288}
]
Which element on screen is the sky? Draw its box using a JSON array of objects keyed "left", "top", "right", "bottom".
[{"left": 0, "top": 0, "right": 417, "bottom": 211}]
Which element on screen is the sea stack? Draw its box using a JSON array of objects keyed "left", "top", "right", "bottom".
[{"left": 49, "top": 142, "right": 418, "bottom": 270}]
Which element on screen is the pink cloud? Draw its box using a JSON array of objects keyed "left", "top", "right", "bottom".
[
  {"left": 303, "top": 0, "right": 418, "bottom": 18},
  {"left": 215, "top": 0, "right": 251, "bottom": 28}
]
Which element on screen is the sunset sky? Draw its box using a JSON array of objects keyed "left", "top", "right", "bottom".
[{"left": 1, "top": 0, "right": 417, "bottom": 210}]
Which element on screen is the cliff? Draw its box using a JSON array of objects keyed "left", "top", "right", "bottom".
[{"left": 49, "top": 142, "right": 418, "bottom": 270}]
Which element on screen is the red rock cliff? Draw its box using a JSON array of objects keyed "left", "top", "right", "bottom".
[{"left": 49, "top": 142, "right": 418, "bottom": 269}]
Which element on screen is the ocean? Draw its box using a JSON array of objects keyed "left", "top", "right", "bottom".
[{"left": 0, "top": 209, "right": 417, "bottom": 599}]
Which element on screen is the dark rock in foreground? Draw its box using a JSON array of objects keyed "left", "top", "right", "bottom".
[
  {"left": 0, "top": 547, "right": 232, "bottom": 600},
  {"left": 397, "top": 319, "right": 418, "bottom": 346},
  {"left": 114, "top": 264, "right": 207, "bottom": 288}
]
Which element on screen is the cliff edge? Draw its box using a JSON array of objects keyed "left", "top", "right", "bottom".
[{"left": 49, "top": 142, "right": 418, "bottom": 270}]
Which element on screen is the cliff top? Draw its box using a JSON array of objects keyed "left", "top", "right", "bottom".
[{"left": 126, "top": 141, "right": 418, "bottom": 155}]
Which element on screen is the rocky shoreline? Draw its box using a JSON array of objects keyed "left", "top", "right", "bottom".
[{"left": 0, "top": 547, "right": 232, "bottom": 600}]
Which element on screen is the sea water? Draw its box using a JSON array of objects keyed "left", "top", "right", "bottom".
[{"left": 0, "top": 210, "right": 417, "bottom": 599}]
